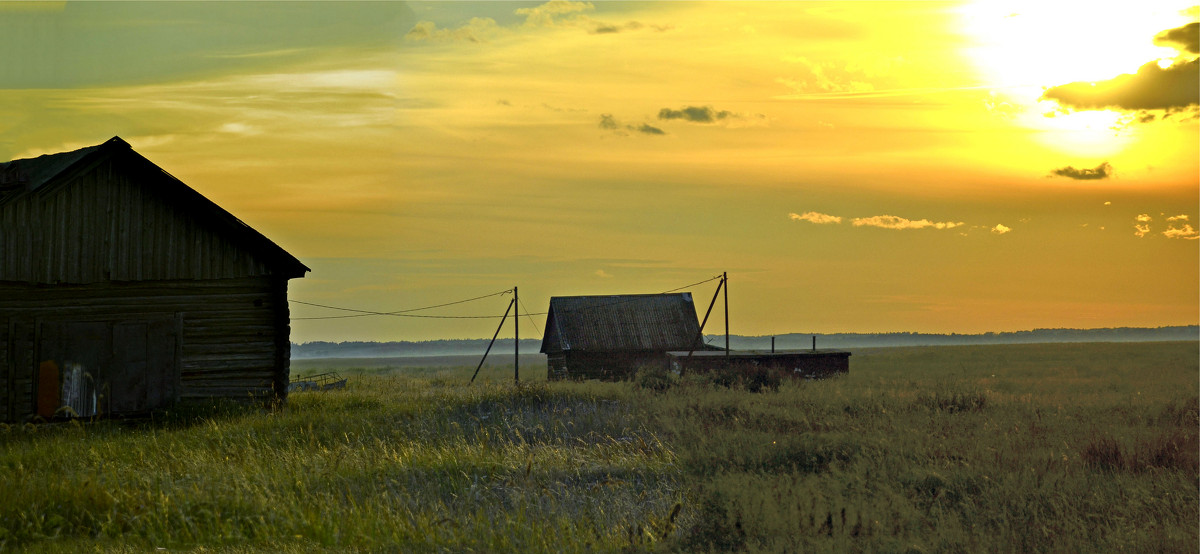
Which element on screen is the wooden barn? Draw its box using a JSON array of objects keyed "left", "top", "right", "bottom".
[
  {"left": 0, "top": 136, "right": 308, "bottom": 421},
  {"left": 540, "top": 293, "right": 715, "bottom": 380}
]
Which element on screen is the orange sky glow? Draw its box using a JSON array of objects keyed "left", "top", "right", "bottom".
[{"left": 2, "top": 1, "right": 1197, "bottom": 342}]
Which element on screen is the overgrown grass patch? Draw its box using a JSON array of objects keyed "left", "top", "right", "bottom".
[
  {"left": 1, "top": 341, "right": 1195, "bottom": 552},
  {"left": 0, "top": 378, "right": 681, "bottom": 552}
]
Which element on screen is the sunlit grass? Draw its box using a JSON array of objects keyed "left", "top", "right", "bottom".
[{"left": 0, "top": 341, "right": 1195, "bottom": 551}]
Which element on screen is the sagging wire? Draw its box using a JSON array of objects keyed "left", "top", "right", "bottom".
[
  {"left": 517, "top": 295, "right": 542, "bottom": 336},
  {"left": 291, "top": 274, "right": 724, "bottom": 322},
  {"left": 291, "top": 289, "right": 512, "bottom": 320},
  {"left": 519, "top": 274, "right": 724, "bottom": 317}
]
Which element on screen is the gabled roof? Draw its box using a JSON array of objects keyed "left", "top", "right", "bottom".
[
  {"left": 0, "top": 136, "right": 308, "bottom": 278},
  {"left": 540, "top": 293, "right": 707, "bottom": 353}
]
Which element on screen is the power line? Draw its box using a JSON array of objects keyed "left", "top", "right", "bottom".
[
  {"left": 519, "top": 274, "right": 724, "bottom": 317},
  {"left": 517, "top": 295, "right": 542, "bottom": 336},
  {"left": 290, "top": 289, "right": 511, "bottom": 320},
  {"left": 290, "top": 274, "right": 724, "bottom": 322}
]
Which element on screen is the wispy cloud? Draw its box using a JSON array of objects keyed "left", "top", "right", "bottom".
[
  {"left": 852, "top": 215, "right": 963, "bottom": 230},
  {"left": 516, "top": 0, "right": 665, "bottom": 34},
  {"left": 1166, "top": 214, "right": 1189, "bottom": 222},
  {"left": 406, "top": 18, "right": 500, "bottom": 43},
  {"left": 788, "top": 211, "right": 843, "bottom": 224},
  {"left": 516, "top": 0, "right": 594, "bottom": 27},
  {"left": 1050, "top": 162, "right": 1112, "bottom": 180}
]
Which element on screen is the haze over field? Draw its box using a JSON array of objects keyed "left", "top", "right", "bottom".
[{"left": 2, "top": 1, "right": 1197, "bottom": 341}]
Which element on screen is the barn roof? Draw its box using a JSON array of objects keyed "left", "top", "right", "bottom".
[
  {"left": 540, "top": 293, "right": 708, "bottom": 353},
  {"left": 0, "top": 136, "right": 308, "bottom": 278}
]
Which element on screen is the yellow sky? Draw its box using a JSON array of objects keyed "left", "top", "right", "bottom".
[{"left": 1, "top": 1, "right": 1197, "bottom": 342}]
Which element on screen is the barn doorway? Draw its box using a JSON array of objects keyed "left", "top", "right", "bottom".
[{"left": 36, "top": 315, "right": 180, "bottom": 416}]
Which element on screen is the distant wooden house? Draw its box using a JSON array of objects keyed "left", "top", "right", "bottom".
[
  {"left": 540, "top": 293, "right": 714, "bottom": 380},
  {"left": 0, "top": 136, "right": 308, "bottom": 421}
]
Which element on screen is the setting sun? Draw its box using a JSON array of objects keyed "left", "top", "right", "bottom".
[{"left": 960, "top": 1, "right": 1187, "bottom": 88}]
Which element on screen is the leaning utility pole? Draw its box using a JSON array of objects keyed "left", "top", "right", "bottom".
[
  {"left": 514, "top": 285, "right": 519, "bottom": 384},
  {"left": 723, "top": 271, "right": 729, "bottom": 356}
]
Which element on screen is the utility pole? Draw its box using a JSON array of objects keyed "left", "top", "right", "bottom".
[
  {"left": 723, "top": 272, "right": 729, "bottom": 356},
  {"left": 514, "top": 285, "right": 519, "bottom": 384}
]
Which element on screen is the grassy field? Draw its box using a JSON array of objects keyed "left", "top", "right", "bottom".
[{"left": 0, "top": 341, "right": 1195, "bottom": 552}]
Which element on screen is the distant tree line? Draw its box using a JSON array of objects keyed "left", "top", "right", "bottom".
[{"left": 291, "top": 326, "right": 1197, "bottom": 359}]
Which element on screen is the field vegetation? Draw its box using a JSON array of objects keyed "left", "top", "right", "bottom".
[{"left": 0, "top": 341, "right": 1195, "bottom": 552}]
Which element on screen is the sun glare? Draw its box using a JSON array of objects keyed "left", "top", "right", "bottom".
[
  {"left": 959, "top": 1, "right": 1186, "bottom": 89},
  {"left": 959, "top": 1, "right": 1193, "bottom": 156}
]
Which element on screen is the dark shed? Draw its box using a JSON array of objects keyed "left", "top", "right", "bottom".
[
  {"left": 540, "top": 293, "right": 713, "bottom": 380},
  {"left": 0, "top": 137, "right": 308, "bottom": 421}
]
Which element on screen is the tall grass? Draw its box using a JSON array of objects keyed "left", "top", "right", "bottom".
[
  {"left": 637, "top": 341, "right": 1199, "bottom": 552},
  {"left": 1, "top": 341, "right": 1195, "bottom": 551},
  {"left": 0, "top": 379, "right": 678, "bottom": 551}
]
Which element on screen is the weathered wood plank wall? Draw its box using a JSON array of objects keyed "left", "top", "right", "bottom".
[
  {"left": 0, "top": 277, "right": 289, "bottom": 421},
  {"left": 0, "top": 157, "right": 269, "bottom": 285}
]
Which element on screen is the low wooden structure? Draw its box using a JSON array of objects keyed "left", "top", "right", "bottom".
[
  {"left": 540, "top": 293, "right": 715, "bottom": 380},
  {"left": 666, "top": 349, "right": 850, "bottom": 379},
  {"left": 0, "top": 137, "right": 308, "bottom": 421}
]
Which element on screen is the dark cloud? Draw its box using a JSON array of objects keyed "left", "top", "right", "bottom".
[
  {"left": 658, "top": 105, "right": 734, "bottom": 123},
  {"left": 1050, "top": 162, "right": 1112, "bottom": 180},
  {"left": 1041, "top": 58, "right": 1198, "bottom": 112},
  {"left": 598, "top": 114, "right": 665, "bottom": 136},
  {"left": 1155, "top": 22, "right": 1199, "bottom": 54}
]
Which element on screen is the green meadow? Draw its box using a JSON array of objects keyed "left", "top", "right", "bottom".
[{"left": 1, "top": 341, "right": 1196, "bottom": 552}]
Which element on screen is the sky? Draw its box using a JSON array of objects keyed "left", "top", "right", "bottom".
[{"left": 1, "top": 1, "right": 1197, "bottom": 342}]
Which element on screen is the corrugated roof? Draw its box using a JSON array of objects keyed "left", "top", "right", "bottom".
[
  {"left": 540, "top": 293, "right": 706, "bottom": 353},
  {"left": 0, "top": 136, "right": 309, "bottom": 278}
]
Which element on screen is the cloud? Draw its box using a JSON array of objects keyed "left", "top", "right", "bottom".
[
  {"left": 776, "top": 55, "right": 885, "bottom": 95},
  {"left": 516, "top": 0, "right": 594, "bottom": 27},
  {"left": 1166, "top": 214, "right": 1189, "bottom": 222},
  {"left": 514, "top": 1, "right": 662, "bottom": 34},
  {"left": 789, "top": 211, "right": 843, "bottom": 224},
  {"left": 405, "top": 17, "right": 499, "bottom": 43},
  {"left": 991, "top": 224, "right": 1012, "bottom": 235},
  {"left": 658, "top": 105, "right": 735, "bottom": 123},
  {"left": 1155, "top": 22, "right": 1199, "bottom": 54},
  {"left": 1134, "top": 214, "right": 1153, "bottom": 237},
  {"left": 1041, "top": 58, "right": 1199, "bottom": 112},
  {"left": 1050, "top": 162, "right": 1112, "bottom": 180},
  {"left": 595, "top": 269, "right": 614, "bottom": 278},
  {"left": 1163, "top": 223, "right": 1200, "bottom": 240},
  {"left": 851, "top": 215, "right": 963, "bottom": 230},
  {"left": 598, "top": 114, "right": 665, "bottom": 136}
]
